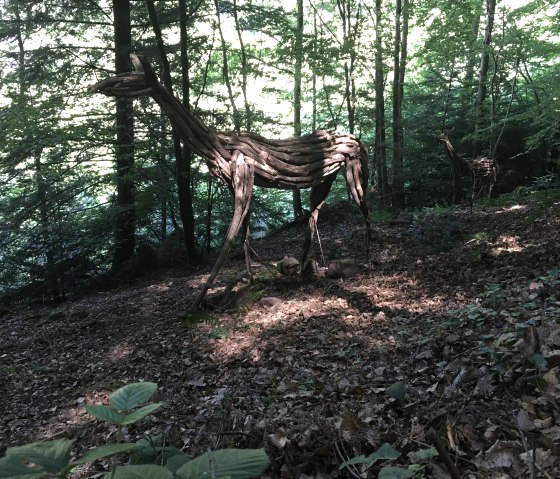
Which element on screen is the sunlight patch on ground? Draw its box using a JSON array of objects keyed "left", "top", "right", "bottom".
[
  {"left": 205, "top": 292, "right": 401, "bottom": 363},
  {"left": 497, "top": 204, "right": 528, "bottom": 213},
  {"left": 491, "top": 235, "right": 524, "bottom": 255},
  {"left": 33, "top": 390, "right": 107, "bottom": 443},
  {"left": 108, "top": 342, "right": 134, "bottom": 362}
]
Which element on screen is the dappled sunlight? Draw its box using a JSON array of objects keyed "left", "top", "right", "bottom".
[
  {"left": 491, "top": 235, "right": 524, "bottom": 255},
  {"left": 31, "top": 389, "right": 109, "bottom": 443},
  {"left": 205, "top": 288, "right": 412, "bottom": 364},
  {"left": 496, "top": 203, "right": 528, "bottom": 214},
  {"left": 108, "top": 342, "right": 134, "bottom": 362}
]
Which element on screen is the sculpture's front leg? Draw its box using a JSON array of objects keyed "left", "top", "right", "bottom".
[{"left": 191, "top": 152, "right": 255, "bottom": 309}]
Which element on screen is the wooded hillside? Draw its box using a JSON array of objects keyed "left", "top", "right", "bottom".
[{"left": 0, "top": 0, "right": 558, "bottom": 298}]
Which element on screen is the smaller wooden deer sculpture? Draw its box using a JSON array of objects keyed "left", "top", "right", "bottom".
[{"left": 438, "top": 133, "right": 499, "bottom": 208}]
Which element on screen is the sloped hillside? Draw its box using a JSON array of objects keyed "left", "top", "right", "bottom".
[{"left": 1, "top": 191, "right": 560, "bottom": 478}]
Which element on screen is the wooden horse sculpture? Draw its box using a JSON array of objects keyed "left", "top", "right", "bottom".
[
  {"left": 438, "top": 133, "right": 499, "bottom": 208},
  {"left": 91, "top": 54, "right": 371, "bottom": 309}
]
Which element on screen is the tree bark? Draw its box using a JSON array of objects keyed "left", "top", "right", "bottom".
[
  {"left": 233, "top": 0, "right": 252, "bottom": 131},
  {"left": 214, "top": 0, "right": 241, "bottom": 132},
  {"left": 473, "top": 0, "right": 496, "bottom": 157},
  {"left": 391, "top": 0, "right": 408, "bottom": 210},
  {"left": 111, "top": 0, "right": 136, "bottom": 268},
  {"left": 374, "top": 0, "right": 388, "bottom": 208},
  {"left": 292, "top": 0, "right": 305, "bottom": 219},
  {"left": 147, "top": 0, "right": 198, "bottom": 262}
]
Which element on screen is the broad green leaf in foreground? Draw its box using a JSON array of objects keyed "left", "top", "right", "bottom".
[
  {"left": 340, "top": 443, "right": 401, "bottom": 469},
  {"left": 84, "top": 405, "right": 128, "bottom": 425},
  {"left": 165, "top": 454, "right": 192, "bottom": 473},
  {"left": 4, "top": 439, "right": 73, "bottom": 474},
  {"left": 175, "top": 449, "right": 269, "bottom": 479},
  {"left": 118, "top": 403, "right": 162, "bottom": 424},
  {"left": 0, "top": 455, "right": 45, "bottom": 479},
  {"left": 110, "top": 464, "right": 173, "bottom": 479},
  {"left": 378, "top": 465, "right": 416, "bottom": 479},
  {"left": 109, "top": 382, "right": 158, "bottom": 411},
  {"left": 70, "top": 442, "right": 143, "bottom": 467}
]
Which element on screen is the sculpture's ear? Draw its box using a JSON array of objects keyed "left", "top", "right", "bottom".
[
  {"left": 130, "top": 53, "right": 144, "bottom": 72},
  {"left": 129, "top": 53, "right": 158, "bottom": 85}
]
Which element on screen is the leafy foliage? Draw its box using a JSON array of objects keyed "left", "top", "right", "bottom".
[{"left": 0, "top": 383, "right": 269, "bottom": 479}]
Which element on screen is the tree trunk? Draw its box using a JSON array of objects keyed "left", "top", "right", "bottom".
[
  {"left": 111, "top": 0, "right": 136, "bottom": 268},
  {"left": 233, "top": 0, "right": 252, "bottom": 131},
  {"left": 147, "top": 0, "right": 198, "bottom": 262},
  {"left": 214, "top": 0, "right": 241, "bottom": 131},
  {"left": 292, "top": 0, "right": 304, "bottom": 219},
  {"left": 178, "top": 0, "right": 199, "bottom": 260},
  {"left": 391, "top": 0, "right": 408, "bottom": 210},
  {"left": 374, "top": 0, "right": 388, "bottom": 208},
  {"left": 473, "top": 0, "right": 496, "bottom": 157}
]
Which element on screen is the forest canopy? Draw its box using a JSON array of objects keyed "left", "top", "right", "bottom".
[{"left": 0, "top": 0, "right": 558, "bottom": 301}]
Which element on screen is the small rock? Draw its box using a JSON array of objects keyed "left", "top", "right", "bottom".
[{"left": 261, "top": 296, "right": 283, "bottom": 308}]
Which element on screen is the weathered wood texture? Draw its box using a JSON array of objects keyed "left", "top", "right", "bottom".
[
  {"left": 438, "top": 133, "right": 499, "bottom": 202},
  {"left": 91, "top": 54, "right": 371, "bottom": 308}
]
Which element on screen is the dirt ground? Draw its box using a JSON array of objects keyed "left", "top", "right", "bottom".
[{"left": 1, "top": 193, "right": 560, "bottom": 478}]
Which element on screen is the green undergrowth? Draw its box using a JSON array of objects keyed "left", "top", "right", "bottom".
[{"left": 0, "top": 382, "right": 269, "bottom": 479}]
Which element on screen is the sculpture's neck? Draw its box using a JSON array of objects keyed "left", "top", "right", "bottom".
[
  {"left": 148, "top": 82, "right": 232, "bottom": 179},
  {"left": 444, "top": 139, "right": 459, "bottom": 161}
]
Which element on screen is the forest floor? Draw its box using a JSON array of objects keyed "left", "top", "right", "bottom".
[{"left": 1, "top": 191, "right": 560, "bottom": 478}]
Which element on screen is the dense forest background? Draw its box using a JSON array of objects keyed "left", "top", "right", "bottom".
[{"left": 0, "top": 0, "right": 558, "bottom": 302}]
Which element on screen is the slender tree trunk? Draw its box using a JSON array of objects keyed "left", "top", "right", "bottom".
[
  {"left": 391, "top": 0, "right": 408, "bottom": 210},
  {"left": 214, "top": 0, "right": 241, "bottom": 131},
  {"left": 473, "top": 0, "right": 496, "bottom": 157},
  {"left": 233, "top": 0, "right": 251, "bottom": 131},
  {"left": 337, "top": 0, "right": 360, "bottom": 134},
  {"left": 178, "top": 0, "right": 198, "bottom": 259},
  {"left": 112, "top": 0, "right": 136, "bottom": 268},
  {"left": 374, "top": 0, "right": 388, "bottom": 208},
  {"left": 147, "top": 0, "right": 198, "bottom": 261},
  {"left": 292, "top": 0, "right": 304, "bottom": 219}
]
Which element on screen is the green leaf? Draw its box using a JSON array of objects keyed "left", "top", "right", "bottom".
[
  {"left": 378, "top": 466, "right": 416, "bottom": 479},
  {"left": 372, "top": 443, "right": 401, "bottom": 461},
  {"left": 386, "top": 381, "right": 407, "bottom": 400},
  {"left": 529, "top": 354, "right": 547, "bottom": 370},
  {"left": 175, "top": 449, "right": 269, "bottom": 479},
  {"left": 110, "top": 464, "right": 173, "bottom": 479},
  {"left": 4, "top": 439, "right": 73, "bottom": 474},
  {"left": 165, "top": 454, "right": 191, "bottom": 473},
  {"left": 84, "top": 405, "right": 128, "bottom": 425},
  {"left": 119, "top": 403, "right": 162, "bottom": 425},
  {"left": 414, "top": 447, "right": 438, "bottom": 461},
  {"left": 109, "top": 382, "right": 158, "bottom": 411},
  {"left": 70, "top": 443, "right": 143, "bottom": 467},
  {"left": 340, "top": 443, "right": 400, "bottom": 469},
  {"left": 0, "top": 456, "right": 45, "bottom": 479}
]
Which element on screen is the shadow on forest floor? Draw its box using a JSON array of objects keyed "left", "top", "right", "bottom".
[{"left": 1, "top": 193, "right": 560, "bottom": 478}]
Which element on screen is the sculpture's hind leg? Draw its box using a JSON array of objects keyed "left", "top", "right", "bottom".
[
  {"left": 300, "top": 175, "right": 336, "bottom": 269},
  {"left": 191, "top": 152, "right": 254, "bottom": 309},
  {"left": 345, "top": 156, "right": 371, "bottom": 257},
  {"left": 242, "top": 212, "right": 253, "bottom": 282}
]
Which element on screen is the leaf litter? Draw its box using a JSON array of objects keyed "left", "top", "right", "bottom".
[{"left": 1, "top": 196, "right": 560, "bottom": 477}]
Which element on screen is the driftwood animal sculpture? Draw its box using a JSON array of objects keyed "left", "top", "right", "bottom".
[
  {"left": 91, "top": 54, "right": 371, "bottom": 309},
  {"left": 438, "top": 133, "right": 499, "bottom": 207}
]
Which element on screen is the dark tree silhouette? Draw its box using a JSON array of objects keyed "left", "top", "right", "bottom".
[{"left": 91, "top": 54, "right": 371, "bottom": 309}]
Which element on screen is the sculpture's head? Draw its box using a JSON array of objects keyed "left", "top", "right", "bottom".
[{"left": 89, "top": 54, "right": 158, "bottom": 97}]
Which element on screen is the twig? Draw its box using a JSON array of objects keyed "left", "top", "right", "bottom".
[
  {"left": 427, "top": 428, "right": 461, "bottom": 479},
  {"left": 513, "top": 412, "right": 535, "bottom": 479}
]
